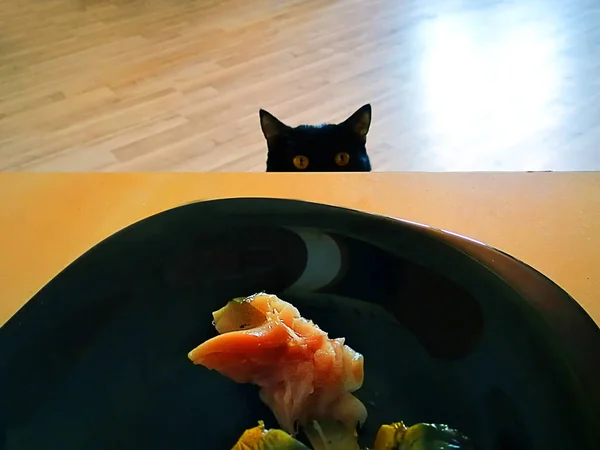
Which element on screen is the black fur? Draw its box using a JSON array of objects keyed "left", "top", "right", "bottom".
[{"left": 260, "top": 104, "right": 372, "bottom": 172}]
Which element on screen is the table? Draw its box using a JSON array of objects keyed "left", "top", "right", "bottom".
[{"left": 0, "top": 172, "right": 598, "bottom": 327}]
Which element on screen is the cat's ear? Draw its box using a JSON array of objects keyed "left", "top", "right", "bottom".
[
  {"left": 259, "top": 109, "right": 290, "bottom": 140},
  {"left": 341, "top": 103, "right": 372, "bottom": 139}
]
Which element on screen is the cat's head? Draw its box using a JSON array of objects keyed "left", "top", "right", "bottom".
[{"left": 260, "top": 104, "right": 372, "bottom": 172}]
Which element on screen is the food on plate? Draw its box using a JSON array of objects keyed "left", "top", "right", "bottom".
[
  {"left": 231, "top": 421, "right": 472, "bottom": 450},
  {"left": 188, "top": 293, "right": 473, "bottom": 450},
  {"left": 231, "top": 421, "right": 309, "bottom": 450},
  {"left": 372, "top": 421, "right": 472, "bottom": 450},
  {"left": 188, "top": 293, "right": 366, "bottom": 449}
]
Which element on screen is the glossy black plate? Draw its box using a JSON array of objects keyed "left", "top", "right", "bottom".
[{"left": 0, "top": 198, "right": 598, "bottom": 450}]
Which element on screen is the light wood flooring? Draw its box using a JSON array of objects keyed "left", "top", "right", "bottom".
[{"left": 1, "top": 0, "right": 600, "bottom": 171}]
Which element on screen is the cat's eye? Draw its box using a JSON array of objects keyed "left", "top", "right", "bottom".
[
  {"left": 293, "top": 155, "right": 309, "bottom": 169},
  {"left": 334, "top": 152, "right": 350, "bottom": 167}
]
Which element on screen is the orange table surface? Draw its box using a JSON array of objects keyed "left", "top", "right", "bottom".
[{"left": 0, "top": 172, "right": 599, "bottom": 328}]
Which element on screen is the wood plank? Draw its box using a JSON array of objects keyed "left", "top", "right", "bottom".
[{"left": 1, "top": 0, "right": 599, "bottom": 171}]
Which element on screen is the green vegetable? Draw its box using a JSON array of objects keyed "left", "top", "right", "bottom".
[
  {"left": 373, "top": 422, "right": 472, "bottom": 450},
  {"left": 231, "top": 421, "right": 310, "bottom": 450}
]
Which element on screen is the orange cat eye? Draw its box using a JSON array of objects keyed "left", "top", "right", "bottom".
[
  {"left": 293, "top": 155, "right": 309, "bottom": 169},
  {"left": 334, "top": 152, "right": 350, "bottom": 166}
]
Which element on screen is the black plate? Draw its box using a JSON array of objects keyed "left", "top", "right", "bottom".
[{"left": 1, "top": 198, "right": 598, "bottom": 450}]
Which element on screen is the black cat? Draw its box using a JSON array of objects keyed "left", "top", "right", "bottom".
[{"left": 259, "top": 104, "right": 372, "bottom": 172}]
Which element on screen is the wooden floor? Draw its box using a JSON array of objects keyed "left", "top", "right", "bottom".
[{"left": 1, "top": 0, "right": 599, "bottom": 171}]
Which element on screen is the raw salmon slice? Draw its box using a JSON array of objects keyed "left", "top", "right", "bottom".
[{"left": 188, "top": 293, "right": 367, "bottom": 438}]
